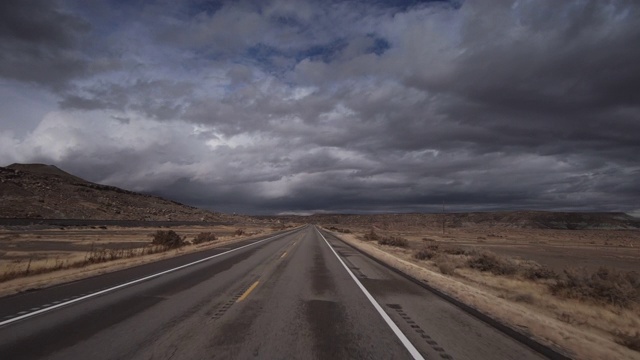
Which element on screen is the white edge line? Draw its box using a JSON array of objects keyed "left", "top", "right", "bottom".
[
  {"left": 315, "top": 227, "right": 425, "bottom": 360},
  {"left": 0, "top": 229, "right": 298, "bottom": 327}
]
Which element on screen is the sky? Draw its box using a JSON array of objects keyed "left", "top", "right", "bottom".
[{"left": 1, "top": 0, "right": 639, "bottom": 216}]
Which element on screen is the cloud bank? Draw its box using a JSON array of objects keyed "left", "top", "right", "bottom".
[{"left": 1, "top": 0, "right": 639, "bottom": 215}]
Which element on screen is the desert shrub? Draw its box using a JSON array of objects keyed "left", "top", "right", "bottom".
[
  {"left": 435, "top": 256, "right": 456, "bottom": 275},
  {"left": 522, "top": 264, "right": 559, "bottom": 280},
  {"left": 234, "top": 229, "right": 245, "bottom": 236},
  {"left": 193, "top": 232, "right": 217, "bottom": 244},
  {"left": 425, "top": 243, "right": 439, "bottom": 251},
  {"left": 414, "top": 248, "right": 436, "bottom": 260},
  {"left": 616, "top": 331, "right": 640, "bottom": 352},
  {"left": 467, "top": 251, "right": 517, "bottom": 275},
  {"left": 151, "top": 230, "right": 184, "bottom": 249},
  {"left": 379, "top": 236, "right": 408, "bottom": 248},
  {"left": 363, "top": 229, "right": 380, "bottom": 241},
  {"left": 442, "top": 246, "right": 467, "bottom": 255},
  {"left": 550, "top": 267, "right": 640, "bottom": 308},
  {"left": 511, "top": 292, "right": 535, "bottom": 304}
]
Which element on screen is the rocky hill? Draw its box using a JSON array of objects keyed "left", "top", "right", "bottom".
[
  {"left": 270, "top": 211, "right": 640, "bottom": 230},
  {"left": 0, "top": 163, "right": 235, "bottom": 222}
]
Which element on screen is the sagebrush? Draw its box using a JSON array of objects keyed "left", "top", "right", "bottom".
[
  {"left": 467, "top": 251, "right": 517, "bottom": 275},
  {"left": 414, "top": 248, "right": 436, "bottom": 260},
  {"left": 551, "top": 267, "right": 640, "bottom": 308},
  {"left": 379, "top": 236, "right": 408, "bottom": 248},
  {"left": 363, "top": 229, "right": 380, "bottom": 241},
  {"left": 151, "top": 230, "right": 184, "bottom": 249},
  {"left": 193, "top": 232, "right": 217, "bottom": 244}
]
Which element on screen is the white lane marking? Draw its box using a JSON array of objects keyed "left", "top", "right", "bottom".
[
  {"left": 0, "top": 230, "right": 297, "bottom": 327},
  {"left": 316, "top": 227, "right": 425, "bottom": 360}
]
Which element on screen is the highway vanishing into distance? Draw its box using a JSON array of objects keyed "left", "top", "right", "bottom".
[{"left": 0, "top": 225, "right": 553, "bottom": 359}]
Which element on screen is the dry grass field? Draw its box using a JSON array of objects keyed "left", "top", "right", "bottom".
[
  {"left": 0, "top": 223, "right": 293, "bottom": 297},
  {"left": 324, "top": 224, "right": 640, "bottom": 360}
]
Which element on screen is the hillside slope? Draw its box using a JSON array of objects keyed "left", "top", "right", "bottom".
[{"left": 0, "top": 163, "right": 232, "bottom": 221}]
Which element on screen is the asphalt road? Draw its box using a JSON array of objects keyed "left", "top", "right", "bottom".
[{"left": 0, "top": 225, "right": 549, "bottom": 359}]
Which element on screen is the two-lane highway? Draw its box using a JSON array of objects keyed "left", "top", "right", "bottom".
[{"left": 0, "top": 226, "right": 549, "bottom": 359}]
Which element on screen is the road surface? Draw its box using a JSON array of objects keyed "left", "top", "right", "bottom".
[{"left": 0, "top": 225, "right": 550, "bottom": 359}]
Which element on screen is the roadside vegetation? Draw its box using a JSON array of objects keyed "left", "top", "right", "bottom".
[
  {"left": 150, "top": 230, "right": 185, "bottom": 249},
  {"left": 0, "top": 228, "right": 251, "bottom": 285},
  {"left": 192, "top": 231, "right": 217, "bottom": 244},
  {"left": 362, "top": 229, "right": 409, "bottom": 247},
  {"left": 411, "top": 242, "right": 639, "bottom": 310},
  {"left": 328, "top": 226, "right": 352, "bottom": 233},
  {"left": 347, "top": 227, "right": 640, "bottom": 356},
  {"left": 0, "top": 242, "right": 168, "bottom": 283}
]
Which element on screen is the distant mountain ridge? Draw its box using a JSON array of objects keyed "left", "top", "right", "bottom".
[
  {"left": 0, "top": 163, "right": 234, "bottom": 222},
  {"left": 270, "top": 211, "right": 640, "bottom": 230}
]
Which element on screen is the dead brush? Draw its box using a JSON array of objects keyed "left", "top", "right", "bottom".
[
  {"left": 150, "top": 230, "right": 185, "bottom": 249},
  {"left": 414, "top": 248, "right": 436, "bottom": 260},
  {"left": 363, "top": 229, "right": 380, "bottom": 241},
  {"left": 379, "top": 236, "right": 409, "bottom": 248},
  {"left": 550, "top": 267, "right": 640, "bottom": 308},
  {"left": 466, "top": 250, "right": 517, "bottom": 275},
  {"left": 441, "top": 246, "right": 467, "bottom": 255},
  {"left": 615, "top": 331, "right": 640, "bottom": 352},
  {"left": 193, "top": 232, "right": 217, "bottom": 244},
  {"left": 521, "top": 262, "right": 559, "bottom": 281},
  {"left": 434, "top": 255, "right": 456, "bottom": 275}
]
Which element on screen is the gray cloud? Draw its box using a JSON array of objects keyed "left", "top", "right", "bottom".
[
  {"left": 1, "top": 0, "right": 639, "bottom": 215},
  {"left": 0, "top": 0, "right": 92, "bottom": 89}
]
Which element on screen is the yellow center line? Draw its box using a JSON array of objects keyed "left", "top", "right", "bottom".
[
  {"left": 280, "top": 251, "right": 287, "bottom": 259},
  {"left": 236, "top": 280, "right": 260, "bottom": 302}
]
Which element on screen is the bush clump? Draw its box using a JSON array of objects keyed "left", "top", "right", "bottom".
[
  {"left": 329, "top": 227, "right": 352, "bottom": 233},
  {"left": 234, "top": 229, "right": 245, "bottom": 236},
  {"left": 363, "top": 229, "right": 380, "bottom": 241},
  {"left": 193, "top": 232, "right": 217, "bottom": 244},
  {"left": 522, "top": 264, "right": 558, "bottom": 280},
  {"left": 616, "top": 331, "right": 640, "bottom": 352},
  {"left": 441, "top": 246, "right": 467, "bottom": 255},
  {"left": 379, "top": 236, "right": 409, "bottom": 248},
  {"left": 467, "top": 251, "right": 517, "bottom": 275},
  {"left": 414, "top": 248, "right": 436, "bottom": 260},
  {"left": 151, "top": 230, "right": 184, "bottom": 249},
  {"left": 550, "top": 267, "right": 640, "bottom": 308},
  {"left": 435, "top": 256, "right": 456, "bottom": 275}
]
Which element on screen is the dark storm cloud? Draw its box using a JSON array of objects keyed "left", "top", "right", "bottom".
[
  {"left": 0, "top": 0, "right": 92, "bottom": 89},
  {"left": 1, "top": 0, "right": 639, "bottom": 216}
]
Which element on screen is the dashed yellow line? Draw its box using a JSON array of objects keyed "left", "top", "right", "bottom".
[{"left": 236, "top": 281, "right": 260, "bottom": 302}]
